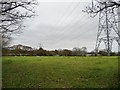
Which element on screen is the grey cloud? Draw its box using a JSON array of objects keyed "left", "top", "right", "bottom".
[{"left": 11, "top": 2, "right": 118, "bottom": 52}]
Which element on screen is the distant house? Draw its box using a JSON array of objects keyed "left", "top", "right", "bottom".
[
  {"left": 86, "top": 54, "right": 92, "bottom": 56},
  {"left": 8, "top": 44, "right": 33, "bottom": 51}
]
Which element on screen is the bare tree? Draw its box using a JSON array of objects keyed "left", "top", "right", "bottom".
[
  {"left": 72, "top": 47, "right": 82, "bottom": 56},
  {"left": 0, "top": 0, "right": 38, "bottom": 47},
  {"left": 81, "top": 47, "right": 87, "bottom": 56}
]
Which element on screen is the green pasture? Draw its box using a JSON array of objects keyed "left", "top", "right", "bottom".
[{"left": 2, "top": 56, "right": 119, "bottom": 88}]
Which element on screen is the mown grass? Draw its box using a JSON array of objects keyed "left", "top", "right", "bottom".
[{"left": 2, "top": 56, "right": 119, "bottom": 88}]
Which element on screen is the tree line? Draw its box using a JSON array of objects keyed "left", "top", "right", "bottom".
[{"left": 2, "top": 44, "right": 118, "bottom": 56}]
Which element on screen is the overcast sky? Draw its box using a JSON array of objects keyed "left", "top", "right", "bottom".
[{"left": 11, "top": 0, "right": 118, "bottom": 52}]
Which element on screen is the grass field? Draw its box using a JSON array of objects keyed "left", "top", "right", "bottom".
[{"left": 2, "top": 56, "right": 119, "bottom": 88}]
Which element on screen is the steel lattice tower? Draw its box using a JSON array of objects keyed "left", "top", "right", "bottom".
[{"left": 95, "top": 1, "right": 120, "bottom": 55}]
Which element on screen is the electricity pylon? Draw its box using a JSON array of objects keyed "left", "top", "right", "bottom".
[
  {"left": 95, "top": 4, "right": 119, "bottom": 55},
  {"left": 118, "top": 6, "right": 120, "bottom": 55},
  {"left": 88, "top": 0, "right": 120, "bottom": 55},
  {"left": 84, "top": 0, "right": 120, "bottom": 55}
]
